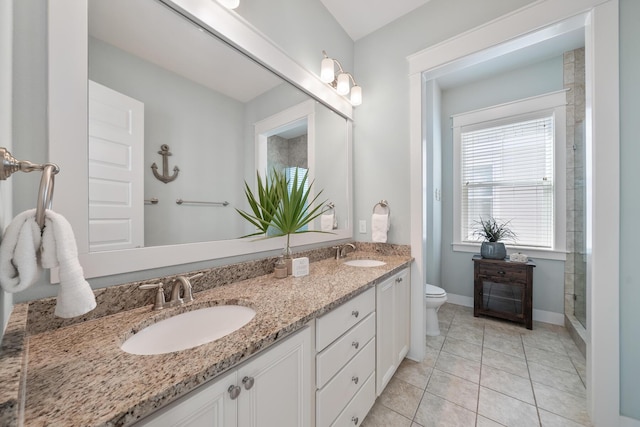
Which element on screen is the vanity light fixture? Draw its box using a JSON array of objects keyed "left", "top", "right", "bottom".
[
  {"left": 217, "top": 0, "right": 240, "bottom": 9},
  {"left": 320, "top": 51, "right": 362, "bottom": 106}
]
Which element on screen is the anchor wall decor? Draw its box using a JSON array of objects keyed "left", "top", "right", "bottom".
[{"left": 151, "top": 144, "right": 180, "bottom": 183}]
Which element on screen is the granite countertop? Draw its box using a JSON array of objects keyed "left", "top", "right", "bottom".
[{"left": 16, "top": 252, "right": 411, "bottom": 426}]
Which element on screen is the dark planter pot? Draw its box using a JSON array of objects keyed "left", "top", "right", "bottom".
[{"left": 481, "top": 242, "right": 507, "bottom": 260}]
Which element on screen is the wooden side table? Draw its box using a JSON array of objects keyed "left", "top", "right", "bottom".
[{"left": 472, "top": 255, "right": 535, "bottom": 329}]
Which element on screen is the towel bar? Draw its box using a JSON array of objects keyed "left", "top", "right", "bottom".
[
  {"left": 1, "top": 147, "right": 60, "bottom": 230},
  {"left": 176, "top": 199, "right": 229, "bottom": 206},
  {"left": 372, "top": 200, "right": 390, "bottom": 215}
]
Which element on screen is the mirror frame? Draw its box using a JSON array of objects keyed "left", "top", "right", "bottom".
[{"left": 48, "top": 0, "right": 353, "bottom": 279}]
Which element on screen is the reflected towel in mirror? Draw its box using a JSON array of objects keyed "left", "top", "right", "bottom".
[{"left": 321, "top": 213, "right": 335, "bottom": 232}]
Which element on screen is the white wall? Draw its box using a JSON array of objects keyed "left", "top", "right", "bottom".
[
  {"left": 439, "top": 56, "right": 565, "bottom": 314},
  {"left": 619, "top": 0, "right": 640, "bottom": 420},
  {"left": 0, "top": 0, "right": 13, "bottom": 330},
  {"left": 352, "top": 0, "right": 534, "bottom": 244}
]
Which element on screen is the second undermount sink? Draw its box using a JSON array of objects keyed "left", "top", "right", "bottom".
[
  {"left": 343, "top": 259, "right": 386, "bottom": 267},
  {"left": 121, "top": 305, "right": 256, "bottom": 355}
]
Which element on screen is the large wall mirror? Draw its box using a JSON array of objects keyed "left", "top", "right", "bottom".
[{"left": 48, "top": 0, "right": 353, "bottom": 279}]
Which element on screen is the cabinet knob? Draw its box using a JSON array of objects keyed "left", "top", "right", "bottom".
[
  {"left": 396, "top": 277, "right": 403, "bottom": 283},
  {"left": 242, "top": 376, "right": 255, "bottom": 390},
  {"left": 351, "top": 310, "right": 359, "bottom": 318},
  {"left": 351, "top": 376, "right": 359, "bottom": 385},
  {"left": 351, "top": 416, "right": 359, "bottom": 425},
  {"left": 352, "top": 341, "right": 359, "bottom": 350},
  {"left": 228, "top": 385, "right": 241, "bottom": 400}
]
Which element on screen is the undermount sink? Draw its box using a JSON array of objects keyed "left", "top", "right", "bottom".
[
  {"left": 121, "top": 305, "right": 256, "bottom": 355},
  {"left": 343, "top": 259, "right": 386, "bottom": 267}
]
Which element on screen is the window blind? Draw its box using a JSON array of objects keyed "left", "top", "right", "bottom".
[{"left": 460, "top": 115, "right": 554, "bottom": 248}]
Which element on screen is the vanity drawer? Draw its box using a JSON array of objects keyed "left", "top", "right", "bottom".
[
  {"left": 316, "top": 338, "right": 375, "bottom": 427},
  {"left": 317, "top": 312, "right": 375, "bottom": 389},
  {"left": 478, "top": 263, "right": 527, "bottom": 284},
  {"left": 330, "top": 372, "right": 375, "bottom": 427},
  {"left": 316, "top": 287, "right": 375, "bottom": 351}
]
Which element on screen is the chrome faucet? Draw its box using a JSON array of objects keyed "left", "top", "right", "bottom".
[
  {"left": 334, "top": 243, "right": 356, "bottom": 260},
  {"left": 167, "top": 273, "right": 204, "bottom": 307}
]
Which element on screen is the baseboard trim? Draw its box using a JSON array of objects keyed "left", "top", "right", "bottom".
[{"left": 446, "top": 293, "right": 564, "bottom": 325}]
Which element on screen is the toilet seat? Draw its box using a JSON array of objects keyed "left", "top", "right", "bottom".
[{"left": 425, "top": 284, "right": 446, "bottom": 297}]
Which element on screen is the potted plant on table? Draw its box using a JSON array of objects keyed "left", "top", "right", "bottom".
[{"left": 473, "top": 217, "right": 517, "bottom": 260}]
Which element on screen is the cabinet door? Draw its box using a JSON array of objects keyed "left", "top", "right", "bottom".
[
  {"left": 394, "top": 269, "right": 411, "bottom": 365},
  {"left": 135, "top": 370, "right": 238, "bottom": 427},
  {"left": 376, "top": 274, "right": 396, "bottom": 395},
  {"left": 237, "top": 327, "right": 312, "bottom": 427}
]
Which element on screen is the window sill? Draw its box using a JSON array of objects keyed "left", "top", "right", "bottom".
[{"left": 452, "top": 243, "right": 567, "bottom": 261}]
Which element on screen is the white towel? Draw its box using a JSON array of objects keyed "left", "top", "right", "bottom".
[
  {"left": 371, "top": 213, "right": 390, "bottom": 243},
  {"left": 321, "top": 213, "right": 335, "bottom": 232},
  {"left": 0, "top": 209, "right": 43, "bottom": 292},
  {"left": 40, "top": 210, "right": 97, "bottom": 318},
  {"left": 0, "top": 209, "right": 96, "bottom": 318}
]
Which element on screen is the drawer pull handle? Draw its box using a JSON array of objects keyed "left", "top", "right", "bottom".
[
  {"left": 352, "top": 376, "right": 359, "bottom": 385},
  {"left": 352, "top": 341, "right": 359, "bottom": 350},
  {"left": 228, "top": 385, "right": 241, "bottom": 400},
  {"left": 242, "top": 376, "right": 255, "bottom": 390},
  {"left": 498, "top": 270, "right": 506, "bottom": 275},
  {"left": 352, "top": 416, "right": 359, "bottom": 425},
  {"left": 396, "top": 277, "right": 403, "bottom": 283},
  {"left": 352, "top": 310, "right": 359, "bottom": 318}
]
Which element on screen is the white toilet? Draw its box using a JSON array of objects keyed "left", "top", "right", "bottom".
[{"left": 425, "top": 284, "right": 447, "bottom": 336}]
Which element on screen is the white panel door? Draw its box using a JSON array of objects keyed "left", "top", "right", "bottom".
[
  {"left": 88, "top": 80, "right": 144, "bottom": 251},
  {"left": 237, "top": 327, "right": 312, "bottom": 427}
]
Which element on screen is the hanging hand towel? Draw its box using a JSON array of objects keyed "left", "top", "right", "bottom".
[
  {"left": 371, "top": 213, "right": 390, "bottom": 243},
  {"left": 40, "top": 210, "right": 97, "bottom": 318},
  {"left": 0, "top": 209, "right": 43, "bottom": 292},
  {"left": 321, "top": 213, "right": 335, "bottom": 232}
]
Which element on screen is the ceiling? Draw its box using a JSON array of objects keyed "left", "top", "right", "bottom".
[{"left": 320, "top": 0, "right": 430, "bottom": 40}]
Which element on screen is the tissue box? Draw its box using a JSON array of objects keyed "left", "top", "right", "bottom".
[
  {"left": 509, "top": 253, "right": 528, "bottom": 263},
  {"left": 292, "top": 257, "right": 310, "bottom": 277}
]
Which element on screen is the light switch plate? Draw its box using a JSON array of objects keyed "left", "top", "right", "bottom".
[{"left": 359, "top": 220, "right": 367, "bottom": 234}]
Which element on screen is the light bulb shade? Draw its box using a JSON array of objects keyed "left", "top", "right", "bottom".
[
  {"left": 320, "top": 58, "right": 335, "bottom": 83},
  {"left": 218, "top": 0, "right": 240, "bottom": 9},
  {"left": 350, "top": 85, "right": 362, "bottom": 106},
  {"left": 336, "top": 73, "right": 350, "bottom": 95}
]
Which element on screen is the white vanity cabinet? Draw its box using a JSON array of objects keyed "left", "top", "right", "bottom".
[
  {"left": 376, "top": 268, "right": 410, "bottom": 395},
  {"left": 136, "top": 326, "right": 312, "bottom": 427},
  {"left": 315, "top": 287, "right": 376, "bottom": 427}
]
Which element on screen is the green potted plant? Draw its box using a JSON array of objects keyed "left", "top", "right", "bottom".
[
  {"left": 237, "top": 168, "right": 329, "bottom": 272},
  {"left": 473, "top": 217, "right": 517, "bottom": 260}
]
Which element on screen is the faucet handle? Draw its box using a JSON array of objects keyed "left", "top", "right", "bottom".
[
  {"left": 187, "top": 272, "right": 204, "bottom": 281},
  {"left": 139, "top": 282, "right": 165, "bottom": 310}
]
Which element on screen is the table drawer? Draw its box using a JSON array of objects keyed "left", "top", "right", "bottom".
[
  {"left": 330, "top": 372, "right": 375, "bottom": 427},
  {"left": 477, "top": 263, "right": 527, "bottom": 283},
  {"left": 316, "top": 338, "right": 375, "bottom": 427},
  {"left": 317, "top": 312, "right": 375, "bottom": 389},
  {"left": 316, "top": 288, "right": 375, "bottom": 351}
]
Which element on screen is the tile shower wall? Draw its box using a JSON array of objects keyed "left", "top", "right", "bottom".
[
  {"left": 564, "top": 48, "right": 587, "bottom": 332},
  {"left": 267, "top": 134, "right": 308, "bottom": 172}
]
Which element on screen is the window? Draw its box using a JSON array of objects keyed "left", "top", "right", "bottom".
[{"left": 452, "top": 91, "right": 566, "bottom": 257}]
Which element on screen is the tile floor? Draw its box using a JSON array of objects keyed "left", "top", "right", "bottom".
[{"left": 361, "top": 303, "right": 590, "bottom": 427}]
